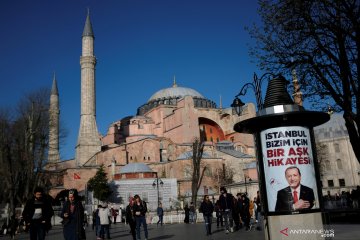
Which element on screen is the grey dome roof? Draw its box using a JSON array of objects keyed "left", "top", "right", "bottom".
[
  {"left": 120, "top": 163, "right": 154, "bottom": 174},
  {"left": 177, "top": 151, "right": 212, "bottom": 160},
  {"left": 148, "top": 85, "right": 204, "bottom": 102}
]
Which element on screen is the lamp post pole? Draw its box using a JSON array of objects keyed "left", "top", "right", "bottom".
[
  {"left": 156, "top": 178, "right": 160, "bottom": 206},
  {"left": 153, "top": 177, "right": 163, "bottom": 208},
  {"left": 231, "top": 72, "right": 275, "bottom": 115},
  {"left": 245, "top": 177, "right": 248, "bottom": 194}
]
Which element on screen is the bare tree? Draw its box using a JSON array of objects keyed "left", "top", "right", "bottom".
[
  {"left": 0, "top": 88, "right": 52, "bottom": 216},
  {"left": 214, "top": 163, "right": 234, "bottom": 189},
  {"left": 190, "top": 137, "right": 206, "bottom": 208},
  {"left": 248, "top": 0, "right": 360, "bottom": 163}
]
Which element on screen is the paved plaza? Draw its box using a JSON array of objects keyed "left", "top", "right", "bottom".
[{"left": 2, "top": 222, "right": 359, "bottom": 240}]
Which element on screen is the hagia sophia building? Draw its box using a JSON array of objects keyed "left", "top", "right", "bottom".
[{"left": 46, "top": 13, "right": 258, "bottom": 209}]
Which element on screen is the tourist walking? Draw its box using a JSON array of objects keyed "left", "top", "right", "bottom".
[
  {"left": 214, "top": 200, "right": 223, "bottom": 227},
  {"left": 240, "top": 193, "right": 251, "bottom": 231},
  {"left": 93, "top": 205, "right": 101, "bottom": 238},
  {"left": 219, "top": 187, "right": 234, "bottom": 234},
  {"left": 255, "top": 191, "right": 262, "bottom": 231},
  {"left": 110, "top": 206, "right": 118, "bottom": 224},
  {"left": 98, "top": 203, "right": 111, "bottom": 239},
  {"left": 125, "top": 197, "right": 136, "bottom": 240},
  {"left": 232, "top": 195, "right": 241, "bottom": 230},
  {"left": 157, "top": 203, "right": 164, "bottom": 226},
  {"left": 199, "top": 195, "right": 214, "bottom": 236},
  {"left": 184, "top": 204, "right": 190, "bottom": 223},
  {"left": 60, "top": 189, "right": 85, "bottom": 240},
  {"left": 22, "top": 186, "right": 54, "bottom": 240},
  {"left": 189, "top": 202, "right": 196, "bottom": 224},
  {"left": 133, "top": 194, "right": 148, "bottom": 240}
]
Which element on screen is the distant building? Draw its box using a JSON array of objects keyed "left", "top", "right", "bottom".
[{"left": 314, "top": 113, "right": 360, "bottom": 195}]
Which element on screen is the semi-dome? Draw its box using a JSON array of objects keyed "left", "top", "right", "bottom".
[
  {"left": 148, "top": 85, "right": 204, "bottom": 102},
  {"left": 119, "top": 163, "right": 154, "bottom": 174}
]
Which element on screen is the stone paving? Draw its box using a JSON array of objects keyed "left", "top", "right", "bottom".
[{"left": 2, "top": 222, "right": 359, "bottom": 240}]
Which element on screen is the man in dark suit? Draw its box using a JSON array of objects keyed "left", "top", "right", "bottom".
[{"left": 275, "top": 166, "right": 315, "bottom": 212}]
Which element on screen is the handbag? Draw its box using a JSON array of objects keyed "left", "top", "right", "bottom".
[{"left": 61, "top": 218, "right": 70, "bottom": 226}]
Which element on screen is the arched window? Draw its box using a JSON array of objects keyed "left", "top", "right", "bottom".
[
  {"left": 204, "top": 167, "right": 212, "bottom": 177},
  {"left": 325, "top": 160, "right": 331, "bottom": 171},
  {"left": 336, "top": 159, "right": 343, "bottom": 170},
  {"left": 334, "top": 143, "right": 340, "bottom": 153}
]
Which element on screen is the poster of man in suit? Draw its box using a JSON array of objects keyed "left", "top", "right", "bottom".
[{"left": 260, "top": 126, "right": 320, "bottom": 213}]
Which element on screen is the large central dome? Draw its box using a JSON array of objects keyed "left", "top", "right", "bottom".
[
  {"left": 137, "top": 79, "right": 216, "bottom": 116},
  {"left": 148, "top": 84, "right": 204, "bottom": 102}
]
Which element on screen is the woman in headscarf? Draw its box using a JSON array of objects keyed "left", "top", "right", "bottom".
[
  {"left": 125, "top": 197, "right": 136, "bottom": 240},
  {"left": 60, "top": 189, "right": 85, "bottom": 240}
]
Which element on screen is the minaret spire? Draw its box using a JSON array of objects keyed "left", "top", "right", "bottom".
[
  {"left": 219, "top": 94, "right": 222, "bottom": 109},
  {"left": 51, "top": 72, "right": 58, "bottom": 95},
  {"left": 82, "top": 9, "right": 94, "bottom": 37},
  {"left": 76, "top": 12, "right": 101, "bottom": 166},
  {"left": 172, "top": 75, "right": 177, "bottom": 87},
  {"left": 48, "top": 72, "right": 60, "bottom": 165}
]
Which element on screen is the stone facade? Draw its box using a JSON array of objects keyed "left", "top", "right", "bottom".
[
  {"left": 48, "top": 14, "right": 257, "bottom": 201},
  {"left": 314, "top": 113, "right": 360, "bottom": 195}
]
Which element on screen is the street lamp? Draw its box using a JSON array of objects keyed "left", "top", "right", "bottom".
[
  {"left": 231, "top": 72, "right": 275, "bottom": 115},
  {"left": 152, "top": 177, "right": 164, "bottom": 207},
  {"left": 244, "top": 175, "right": 252, "bottom": 194}
]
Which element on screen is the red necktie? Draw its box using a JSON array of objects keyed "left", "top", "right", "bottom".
[{"left": 293, "top": 191, "right": 298, "bottom": 203}]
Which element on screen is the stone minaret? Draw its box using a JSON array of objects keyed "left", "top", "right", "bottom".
[
  {"left": 48, "top": 73, "right": 60, "bottom": 164},
  {"left": 75, "top": 12, "right": 101, "bottom": 166}
]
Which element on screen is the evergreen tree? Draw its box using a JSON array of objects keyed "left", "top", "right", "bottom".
[{"left": 87, "top": 165, "right": 112, "bottom": 201}]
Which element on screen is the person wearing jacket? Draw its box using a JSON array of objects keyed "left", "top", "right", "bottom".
[
  {"left": 22, "top": 186, "right": 54, "bottom": 240},
  {"left": 133, "top": 195, "right": 148, "bottom": 240},
  {"left": 199, "top": 195, "right": 214, "bottom": 236},
  {"left": 214, "top": 200, "right": 223, "bottom": 227},
  {"left": 98, "top": 203, "right": 111, "bottom": 240},
  {"left": 125, "top": 197, "right": 136, "bottom": 240},
  {"left": 156, "top": 203, "right": 164, "bottom": 226},
  {"left": 218, "top": 186, "right": 234, "bottom": 234},
  {"left": 241, "top": 194, "right": 251, "bottom": 231},
  {"left": 60, "top": 189, "right": 85, "bottom": 240}
]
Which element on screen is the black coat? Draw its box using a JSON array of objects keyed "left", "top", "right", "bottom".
[
  {"left": 219, "top": 193, "right": 234, "bottom": 211},
  {"left": 275, "top": 184, "right": 315, "bottom": 212},
  {"left": 199, "top": 201, "right": 214, "bottom": 217},
  {"left": 61, "top": 200, "right": 85, "bottom": 240},
  {"left": 22, "top": 196, "right": 54, "bottom": 230},
  {"left": 125, "top": 205, "right": 135, "bottom": 224},
  {"left": 133, "top": 201, "right": 147, "bottom": 217}
]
